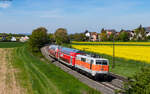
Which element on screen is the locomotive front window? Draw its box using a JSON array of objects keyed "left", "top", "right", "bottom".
[
  {"left": 96, "top": 60, "right": 107, "bottom": 65},
  {"left": 81, "top": 58, "right": 86, "bottom": 62}
]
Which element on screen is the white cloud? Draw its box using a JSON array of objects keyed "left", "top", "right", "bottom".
[{"left": 0, "top": 3, "right": 11, "bottom": 8}]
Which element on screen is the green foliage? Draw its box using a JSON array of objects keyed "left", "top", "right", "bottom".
[
  {"left": 147, "top": 36, "right": 150, "bottom": 40},
  {"left": 54, "top": 28, "right": 70, "bottom": 45},
  {"left": 134, "top": 25, "right": 147, "bottom": 41},
  {"left": 108, "top": 33, "right": 114, "bottom": 41},
  {"left": 100, "top": 29, "right": 108, "bottom": 41},
  {"left": 48, "top": 33, "right": 55, "bottom": 43},
  {"left": 119, "top": 30, "right": 130, "bottom": 41},
  {"left": 28, "top": 27, "right": 49, "bottom": 53},
  {"left": 69, "top": 33, "right": 86, "bottom": 41},
  {"left": 0, "top": 42, "right": 25, "bottom": 48},
  {"left": 124, "top": 67, "right": 150, "bottom": 94}
]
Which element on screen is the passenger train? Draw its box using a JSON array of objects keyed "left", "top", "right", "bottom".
[{"left": 48, "top": 45, "right": 109, "bottom": 79}]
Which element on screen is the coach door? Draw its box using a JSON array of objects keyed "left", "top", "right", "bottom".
[{"left": 90, "top": 60, "right": 93, "bottom": 70}]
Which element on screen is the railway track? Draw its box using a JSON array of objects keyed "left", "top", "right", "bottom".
[{"left": 41, "top": 46, "right": 127, "bottom": 94}]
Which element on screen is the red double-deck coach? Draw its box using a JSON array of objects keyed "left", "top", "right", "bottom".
[{"left": 59, "top": 47, "right": 84, "bottom": 66}]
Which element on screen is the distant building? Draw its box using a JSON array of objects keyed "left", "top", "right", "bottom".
[
  {"left": 20, "top": 36, "right": 29, "bottom": 42},
  {"left": 11, "top": 37, "right": 16, "bottom": 42},
  {"left": 105, "top": 29, "right": 116, "bottom": 36},
  {"left": 120, "top": 30, "right": 135, "bottom": 40},
  {"left": 90, "top": 32, "right": 98, "bottom": 41},
  {"left": 144, "top": 27, "right": 150, "bottom": 37},
  {"left": 84, "top": 31, "right": 98, "bottom": 41},
  {"left": 0, "top": 34, "right": 8, "bottom": 41},
  {"left": 146, "top": 32, "right": 150, "bottom": 37},
  {"left": 85, "top": 30, "right": 90, "bottom": 37},
  {"left": 105, "top": 29, "right": 116, "bottom": 40}
]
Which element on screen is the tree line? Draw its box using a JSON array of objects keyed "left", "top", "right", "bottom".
[
  {"left": 100, "top": 25, "right": 150, "bottom": 42},
  {"left": 0, "top": 33, "right": 26, "bottom": 42},
  {"left": 28, "top": 27, "right": 70, "bottom": 53}
]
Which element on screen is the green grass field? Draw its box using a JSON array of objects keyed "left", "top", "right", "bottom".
[
  {"left": 7, "top": 43, "right": 100, "bottom": 94},
  {"left": 0, "top": 42, "right": 25, "bottom": 48}
]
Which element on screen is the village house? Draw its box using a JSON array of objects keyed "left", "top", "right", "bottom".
[
  {"left": 90, "top": 32, "right": 98, "bottom": 41},
  {"left": 121, "top": 27, "right": 150, "bottom": 40},
  {"left": 0, "top": 34, "right": 8, "bottom": 41},
  {"left": 120, "top": 30, "right": 135, "bottom": 40},
  {"left": 11, "top": 37, "right": 16, "bottom": 42},
  {"left": 20, "top": 36, "right": 29, "bottom": 42},
  {"left": 144, "top": 27, "right": 150, "bottom": 37},
  {"left": 105, "top": 29, "right": 116, "bottom": 39},
  {"left": 105, "top": 29, "right": 116, "bottom": 36},
  {"left": 85, "top": 31, "right": 99, "bottom": 41}
]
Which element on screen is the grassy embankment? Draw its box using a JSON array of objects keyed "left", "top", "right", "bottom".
[
  {"left": 0, "top": 42, "right": 100, "bottom": 94},
  {"left": 0, "top": 42, "right": 25, "bottom": 48},
  {"left": 70, "top": 42, "right": 150, "bottom": 77}
]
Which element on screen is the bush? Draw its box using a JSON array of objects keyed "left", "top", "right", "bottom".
[
  {"left": 147, "top": 36, "right": 150, "bottom": 40},
  {"left": 124, "top": 66, "right": 150, "bottom": 94}
]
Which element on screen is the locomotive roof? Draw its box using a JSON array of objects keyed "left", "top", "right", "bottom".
[
  {"left": 77, "top": 54, "right": 108, "bottom": 60},
  {"left": 61, "top": 47, "right": 84, "bottom": 53}
]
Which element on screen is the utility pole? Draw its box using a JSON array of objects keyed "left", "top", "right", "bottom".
[{"left": 112, "top": 34, "right": 115, "bottom": 69}]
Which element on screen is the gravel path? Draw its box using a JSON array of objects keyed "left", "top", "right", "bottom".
[{"left": 0, "top": 48, "right": 24, "bottom": 94}]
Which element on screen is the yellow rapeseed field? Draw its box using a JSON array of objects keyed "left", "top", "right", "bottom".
[
  {"left": 72, "top": 44, "right": 150, "bottom": 63},
  {"left": 72, "top": 41, "right": 150, "bottom": 45}
]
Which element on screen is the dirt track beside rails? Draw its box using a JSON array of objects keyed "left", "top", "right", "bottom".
[
  {"left": 41, "top": 46, "right": 124, "bottom": 94},
  {"left": 0, "top": 48, "right": 24, "bottom": 94}
]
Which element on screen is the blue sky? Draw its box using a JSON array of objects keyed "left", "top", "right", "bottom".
[{"left": 0, "top": 0, "right": 150, "bottom": 34}]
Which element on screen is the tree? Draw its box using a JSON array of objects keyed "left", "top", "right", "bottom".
[
  {"left": 124, "top": 67, "right": 150, "bottom": 94},
  {"left": 48, "top": 33, "right": 55, "bottom": 43},
  {"left": 134, "top": 25, "right": 146, "bottom": 41},
  {"left": 100, "top": 28, "right": 108, "bottom": 41},
  {"left": 108, "top": 33, "right": 115, "bottom": 41},
  {"left": 54, "top": 28, "right": 70, "bottom": 45},
  {"left": 101, "top": 28, "right": 105, "bottom": 33},
  {"left": 28, "top": 27, "right": 49, "bottom": 52},
  {"left": 69, "top": 33, "right": 86, "bottom": 41},
  {"left": 119, "top": 30, "right": 130, "bottom": 41},
  {"left": 147, "top": 36, "right": 150, "bottom": 40}
]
